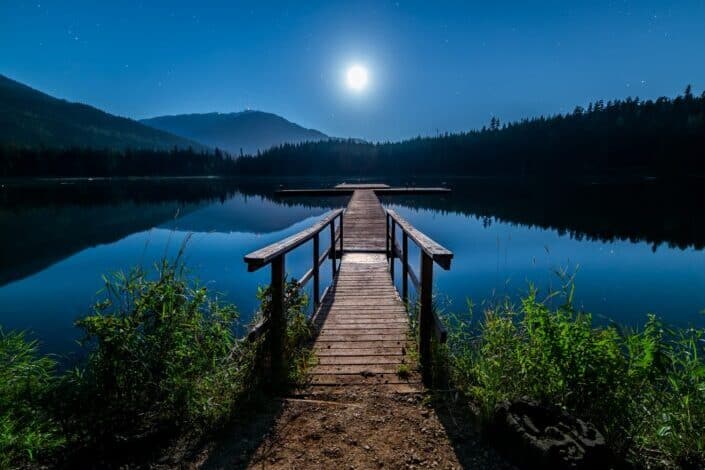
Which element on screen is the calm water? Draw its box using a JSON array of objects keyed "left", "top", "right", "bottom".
[{"left": 1, "top": 178, "right": 704, "bottom": 356}]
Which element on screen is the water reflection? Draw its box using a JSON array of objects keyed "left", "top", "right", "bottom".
[
  {"left": 1, "top": 177, "right": 704, "bottom": 356},
  {"left": 386, "top": 204, "right": 705, "bottom": 329},
  {"left": 0, "top": 179, "right": 343, "bottom": 354}
]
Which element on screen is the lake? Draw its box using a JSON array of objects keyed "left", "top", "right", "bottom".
[{"left": 1, "top": 177, "right": 704, "bottom": 357}]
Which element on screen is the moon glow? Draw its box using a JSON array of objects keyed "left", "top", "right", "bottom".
[{"left": 346, "top": 65, "right": 369, "bottom": 92}]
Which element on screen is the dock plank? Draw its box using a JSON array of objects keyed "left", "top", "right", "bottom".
[
  {"left": 308, "top": 192, "right": 418, "bottom": 390},
  {"left": 342, "top": 190, "right": 388, "bottom": 252}
]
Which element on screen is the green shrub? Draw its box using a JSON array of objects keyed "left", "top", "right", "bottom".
[
  {"left": 445, "top": 286, "right": 705, "bottom": 467},
  {"left": 67, "top": 258, "right": 258, "bottom": 443},
  {"left": 255, "top": 278, "right": 314, "bottom": 385},
  {"left": 1, "top": 256, "right": 316, "bottom": 466},
  {"left": 0, "top": 329, "right": 64, "bottom": 467}
]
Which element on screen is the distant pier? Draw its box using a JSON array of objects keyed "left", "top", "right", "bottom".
[{"left": 275, "top": 183, "right": 451, "bottom": 196}]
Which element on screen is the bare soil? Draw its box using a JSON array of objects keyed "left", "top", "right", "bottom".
[{"left": 180, "top": 388, "right": 515, "bottom": 469}]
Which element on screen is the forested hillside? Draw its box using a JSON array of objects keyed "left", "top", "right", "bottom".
[
  {"left": 0, "top": 74, "right": 204, "bottom": 151},
  {"left": 237, "top": 86, "right": 705, "bottom": 177},
  {"left": 2, "top": 87, "right": 703, "bottom": 178}
]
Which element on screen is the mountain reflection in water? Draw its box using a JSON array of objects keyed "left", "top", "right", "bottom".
[{"left": 1, "top": 176, "right": 704, "bottom": 355}]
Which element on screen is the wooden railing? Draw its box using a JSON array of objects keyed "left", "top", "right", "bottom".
[
  {"left": 386, "top": 209, "right": 453, "bottom": 383},
  {"left": 243, "top": 208, "right": 344, "bottom": 376}
]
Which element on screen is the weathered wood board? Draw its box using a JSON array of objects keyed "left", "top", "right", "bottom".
[{"left": 308, "top": 249, "right": 420, "bottom": 393}]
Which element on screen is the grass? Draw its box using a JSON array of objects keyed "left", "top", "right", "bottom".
[
  {"left": 396, "top": 363, "right": 412, "bottom": 379},
  {"left": 0, "top": 254, "right": 314, "bottom": 468},
  {"left": 6, "top": 251, "right": 703, "bottom": 468},
  {"left": 59, "top": 258, "right": 259, "bottom": 442},
  {"left": 0, "top": 329, "right": 64, "bottom": 467},
  {"left": 441, "top": 285, "right": 705, "bottom": 468},
  {"left": 254, "top": 277, "right": 316, "bottom": 386}
]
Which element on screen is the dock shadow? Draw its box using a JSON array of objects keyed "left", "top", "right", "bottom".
[
  {"left": 195, "top": 397, "right": 287, "bottom": 469},
  {"left": 196, "top": 286, "right": 342, "bottom": 468},
  {"left": 429, "top": 392, "right": 517, "bottom": 469}
]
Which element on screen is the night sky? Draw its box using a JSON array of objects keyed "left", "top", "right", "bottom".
[{"left": 2, "top": 0, "right": 704, "bottom": 141}]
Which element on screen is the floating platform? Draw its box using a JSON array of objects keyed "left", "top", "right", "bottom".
[
  {"left": 334, "top": 183, "right": 390, "bottom": 189},
  {"left": 276, "top": 185, "right": 450, "bottom": 196}
]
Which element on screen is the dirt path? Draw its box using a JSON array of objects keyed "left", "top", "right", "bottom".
[{"left": 189, "top": 389, "right": 514, "bottom": 469}]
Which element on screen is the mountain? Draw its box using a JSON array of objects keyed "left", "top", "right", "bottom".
[
  {"left": 140, "top": 111, "right": 329, "bottom": 155},
  {"left": 0, "top": 74, "right": 204, "bottom": 151}
]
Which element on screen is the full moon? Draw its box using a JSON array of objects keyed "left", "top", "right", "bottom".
[{"left": 346, "top": 65, "right": 369, "bottom": 91}]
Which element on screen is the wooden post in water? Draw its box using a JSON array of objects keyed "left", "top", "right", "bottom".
[
  {"left": 402, "top": 232, "right": 409, "bottom": 304},
  {"left": 419, "top": 252, "right": 433, "bottom": 384},
  {"left": 329, "top": 220, "right": 336, "bottom": 274},
  {"left": 269, "top": 254, "right": 286, "bottom": 383},
  {"left": 390, "top": 220, "right": 396, "bottom": 279},
  {"left": 385, "top": 213, "right": 390, "bottom": 261},
  {"left": 338, "top": 213, "right": 344, "bottom": 254},
  {"left": 312, "top": 233, "right": 320, "bottom": 308}
]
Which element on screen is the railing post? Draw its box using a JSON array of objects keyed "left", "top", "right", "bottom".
[
  {"left": 402, "top": 231, "right": 409, "bottom": 304},
  {"left": 339, "top": 212, "right": 344, "bottom": 253},
  {"left": 330, "top": 220, "right": 336, "bottom": 275},
  {"left": 386, "top": 212, "right": 390, "bottom": 261},
  {"left": 390, "top": 220, "right": 396, "bottom": 280},
  {"left": 419, "top": 251, "right": 433, "bottom": 385},
  {"left": 312, "top": 232, "right": 320, "bottom": 309},
  {"left": 270, "top": 254, "right": 286, "bottom": 384}
]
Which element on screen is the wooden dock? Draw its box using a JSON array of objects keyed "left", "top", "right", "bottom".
[{"left": 245, "top": 186, "right": 452, "bottom": 393}]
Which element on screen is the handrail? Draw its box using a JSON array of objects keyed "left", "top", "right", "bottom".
[
  {"left": 242, "top": 208, "right": 344, "bottom": 381},
  {"left": 392, "top": 240, "right": 420, "bottom": 290},
  {"left": 386, "top": 209, "right": 453, "bottom": 384},
  {"left": 299, "top": 240, "right": 339, "bottom": 288},
  {"left": 244, "top": 208, "right": 344, "bottom": 272},
  {"left": 386, "top": 209, "right": 452, "bottom": 269}
]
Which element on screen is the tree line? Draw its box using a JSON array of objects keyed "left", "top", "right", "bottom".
[
  {"left": 1, "top": 86, "right": 704, "bottom": 177},
  {"left": 0, "top": 146, "right": 238, "bottom": 177},
  {"left": 239, "top": 86, "right": 705, "bottom": 177}
]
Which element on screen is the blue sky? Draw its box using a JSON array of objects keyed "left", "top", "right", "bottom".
[{"left": 2, "top": 0, "right": 704, "bottom": 141}]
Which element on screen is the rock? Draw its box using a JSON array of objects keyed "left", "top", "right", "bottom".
[
  {"left": 491, "top": 397, "right": 610, "bottom": 469},
  {"left": 323, "top": 446, "right": 343, "bottom": 458}
]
